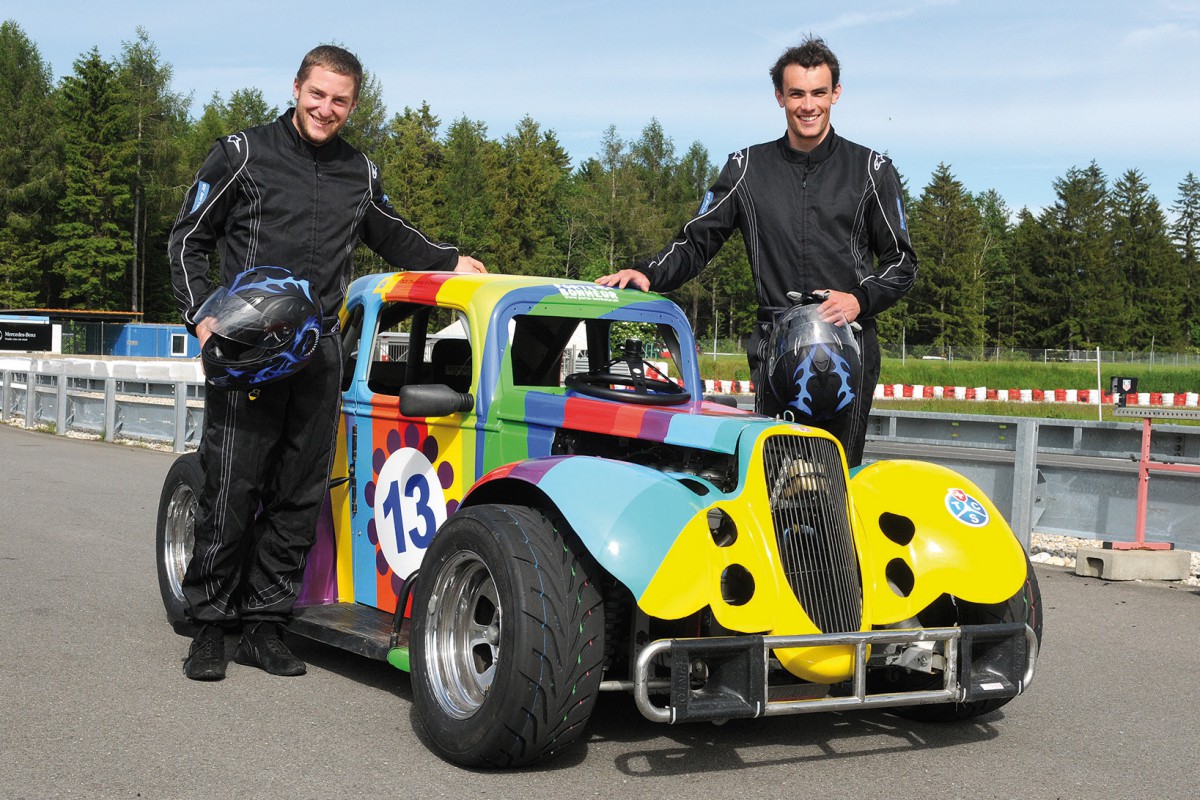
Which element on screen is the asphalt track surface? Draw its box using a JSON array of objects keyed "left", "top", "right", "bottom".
[{"left": 3, "top": 423, "right": 1199, "bottom": 800}]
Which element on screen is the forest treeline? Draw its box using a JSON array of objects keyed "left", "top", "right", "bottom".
[{"left": 2, "top": 21, "right": 1199, "bottom": 351}]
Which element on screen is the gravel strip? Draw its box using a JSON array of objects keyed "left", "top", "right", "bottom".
[{"left": 1031, "top": 532, "right": 1200, "bottom": 586}]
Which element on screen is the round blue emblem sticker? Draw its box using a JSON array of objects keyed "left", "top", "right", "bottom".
[{"left": 945, "top": 487, "right": 989, "bottom": 527}]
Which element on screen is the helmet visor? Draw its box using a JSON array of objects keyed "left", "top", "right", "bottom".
[
  {"left": 196, "top": 289, "right": 296, "bottom": 348},
  {"left": 776, "top": 306, "right": 860, "bottom": 355}
]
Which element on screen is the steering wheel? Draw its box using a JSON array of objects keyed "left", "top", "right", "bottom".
[{"left": 565, "top": 339, "right": 691, "bottom": 406}]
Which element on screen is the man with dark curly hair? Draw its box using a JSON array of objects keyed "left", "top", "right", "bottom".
[{"left": 598, "top": 37, "right": 916, "bottom": 467}]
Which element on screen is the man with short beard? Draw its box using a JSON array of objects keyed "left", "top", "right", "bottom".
[{"left": 169, "top": 44, "right": 487, "bottom": 681}]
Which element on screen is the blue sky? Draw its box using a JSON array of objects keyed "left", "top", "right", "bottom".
[{"left": 8, "top": 0, "right": 1200, "bottom": 215}]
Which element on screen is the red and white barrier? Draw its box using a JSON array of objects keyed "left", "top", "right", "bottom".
[
  {"left": 702, "top": 379, "right": 1200, "bottom": 406},
  {"left": 873, "top": 384, "right": 1200, "bottom": 407},
  {"left": 703, "top": 379, "right": 756, "bottom": 396}
]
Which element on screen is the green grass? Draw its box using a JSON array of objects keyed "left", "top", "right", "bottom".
[
  {"left": 876, "top": 358, "right": 1200, "bottom": 395},
  {"left": 695, "top": 352, "right": 754, "bottom": 382},
  {"left": 694, "top": 352, "right": 1200, "bottom": 422}
]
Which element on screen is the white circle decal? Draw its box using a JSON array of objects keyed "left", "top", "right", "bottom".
[
  {"left": 374, "top": 447, "right": 448, "bottom": 579},
  {"left": 945, "top": 487, "right": 989, "bottom": 528}
]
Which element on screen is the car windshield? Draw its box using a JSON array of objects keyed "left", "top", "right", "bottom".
[{"left": 508, "top": 314, "right": 688, "bottom": 389}]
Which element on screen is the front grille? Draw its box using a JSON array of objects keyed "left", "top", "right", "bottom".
[{"left": 762, "top": 434, "right": 862, "bottom": 633}]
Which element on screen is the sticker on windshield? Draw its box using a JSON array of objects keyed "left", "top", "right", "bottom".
[{"left": 945, "top": 487, "right": 989, "bottom": 527}]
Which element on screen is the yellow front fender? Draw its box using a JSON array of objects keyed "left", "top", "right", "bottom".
[{"left": 850, "top": 460, "right": 1028, "bottom": 627}]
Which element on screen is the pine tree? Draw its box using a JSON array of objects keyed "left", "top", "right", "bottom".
[
  {"left": 574, "top": 126, "right": 641, "bottom": 276},
  {"left": 181, "top": 89, "right": 278, "bottom": 176},
  {"left": 1038, "top": 162, "right": 1125, "bottom": 349},
  {"left": 906, "top": 164, "right": 987, "bottom": 351},
  {"left": 490, "top": 116, "right": 570, "bottom": 276},
  {"left": 116, "top": 28, "right": 189, "bottom": 317},
  {"left": 629, "top": 119, "right": 674, "bottom": 257},
  {"left": 0, "top": 21, "right": 60, "bottom": 308},
  {"left": 1110, "top": 169, "right": 1185, "bottom": 348},
  {"left": 223, "top": 88, "right": 278, "bottom": 131},
  {"left": 663, "top": 141, "right": 719, "bottom": 332},
  {"left": 439, "top": 116, "right": 498, "bottom": 259},
  {"left": 51, "top": 47, "right": 134, "bottom": 310},
  {"left": 974, "top": 189, "right": 1012, "bottom": 349},
  {"left": 1001, "top": 209, "right": 1046, "bottom": 349},
  {"left": 377, "top": 102, "right": 442, "bottom": 234},
  {"left": 341, "top": 71, "right": 387, "bottom": 155},
  {"left": 1170, "top": 173, "right": 1200, "bottom": 345}
]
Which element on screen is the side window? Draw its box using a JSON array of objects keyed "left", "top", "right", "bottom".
[
  {"left": 425, "top": 308, "right": 472, "bottom": 392},
  {"left": 367, "top": 304, "right": 470, "bottom": 396},
  {"left": 509, "top": 315, "right": 580, "bottom": 388},
  {"left": 364, "top": 303, "right": 414, "bottom": 396}
]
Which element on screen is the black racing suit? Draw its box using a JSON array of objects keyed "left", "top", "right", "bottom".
[
  {"left": 168, "top": 109, "right": 460, "bottom": 627},
  {"left": 635, "top": 128, "right": 917, "bottom": 466}
]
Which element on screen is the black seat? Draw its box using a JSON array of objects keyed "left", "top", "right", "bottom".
[{"left": 430, "top": 338, "right": 472, "bottom": 393}]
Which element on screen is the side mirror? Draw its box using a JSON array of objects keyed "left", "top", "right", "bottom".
[
  {"left": 703, "top": 393, "right": 739, "bottom": 408},
  {"left": 399, "top": 384, "right": 474, "bottom": 417}
]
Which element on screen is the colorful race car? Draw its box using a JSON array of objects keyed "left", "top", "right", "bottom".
[{"left": 156, "top": 272, "right": 1041, "bottom": 768}]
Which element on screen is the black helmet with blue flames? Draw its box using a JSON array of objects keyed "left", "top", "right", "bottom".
[
  {"left": 196, "top": 266, "right": 321, "bottom": 389},
  {"left": 765, "top": 300, "right": 861, "bottom": 424}
]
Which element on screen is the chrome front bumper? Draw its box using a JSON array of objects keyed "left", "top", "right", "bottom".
[{"left": 626, "top": 623, "right": 1039, "bottom": 724}]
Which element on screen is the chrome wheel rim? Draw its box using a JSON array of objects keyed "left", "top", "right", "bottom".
[
  {"left": 423, "top": 550, "right": 501, "bottom": 720},
  {"left": 163, "top": 482, "right": 196, "bottom": 601}
]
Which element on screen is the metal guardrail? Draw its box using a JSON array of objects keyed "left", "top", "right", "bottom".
[
  {"left": 4, "top": 362, "right": 1196, "bottom": 552},
  {"left": 1, "top": 367, "right": 202, "bottom": 453},
  {"left": 865, "top": 408, "right": 1200, "bottom": 553}
]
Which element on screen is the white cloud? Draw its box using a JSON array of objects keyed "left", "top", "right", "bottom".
[{"left": 1123, "top": 21, "right": 1200, "bottom": 47}]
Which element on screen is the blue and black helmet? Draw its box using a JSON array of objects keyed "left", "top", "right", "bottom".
[
  {"left": 766, "top": 301, "right": 861, "bottom": 424},
  {"left": 196, "top": 266, "right": 321, "bottom": 389}
]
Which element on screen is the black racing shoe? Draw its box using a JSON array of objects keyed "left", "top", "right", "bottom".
[
  {"left": 234, "top": 622, "right": 306, "bottom": 676},
  {"left": 183, "top": 624, "right": 227, "bottom": 681}
]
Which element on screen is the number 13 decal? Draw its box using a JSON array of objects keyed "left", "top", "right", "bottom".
[{"left": 375, "top": 447, "right": 448, "bottom": 579}]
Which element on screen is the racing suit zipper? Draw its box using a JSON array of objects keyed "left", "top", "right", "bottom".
[
  {"left": 799, "top": 162, "right": 810, "bottom": 275},
  {"left": 311, "top": 158, "right": 322, "bottom": 273}
]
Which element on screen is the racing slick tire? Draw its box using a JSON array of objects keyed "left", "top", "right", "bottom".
[
  {"left": 155, "top": 452, "right": 202, "bottom": 636},
  {"left": 410, "top": 504, "right": 605, "bottom": 767},
  {"left": 874, "top": 556, "right": 1043, "bottom": 722}
]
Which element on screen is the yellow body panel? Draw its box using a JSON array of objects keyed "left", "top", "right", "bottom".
[
  {"left": 331, "top": 415, "right": 355, "bottom": 603},
  {"left": 640, "top": 440, "right": 1029, "bottom": 683},
  {"left": 851, "top": 459, "right": 1028, "bottom": 626},
  {"left": 640, "top": 428, "right": 858, "bottom": 681}
]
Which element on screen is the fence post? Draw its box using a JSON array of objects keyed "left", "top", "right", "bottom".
[
  {"left": 24, "top": 373, "right": 35, "bottom": 430},
  {"left": 0, "top": 370, "right": 8, "bottom": 422},
  {"left": 173, "top": 381, "right": 188, "bottom": 454},
  {"left": 56, "top": 373, "right": 67, "bottom": 436},
  {"left": 1010, "top": 419, "right": 1039, "bottom": 552},
  {"left": 103, "top": 377, "right": 117, "bottom": 442}
]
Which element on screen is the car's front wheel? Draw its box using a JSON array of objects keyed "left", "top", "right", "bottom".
[{"left": 410, "top": 504, "right": 605, "bottom": 767}]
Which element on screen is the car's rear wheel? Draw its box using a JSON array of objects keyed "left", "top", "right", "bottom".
[
  {"left": 156, "top": 452, "right": 202, "bottom": 635},
  {"left": 411, "top": 504, "right": 605, "bottom": 767},
  {"left": 875, "top": 557, "right": 1042, "bottom": 722}
]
